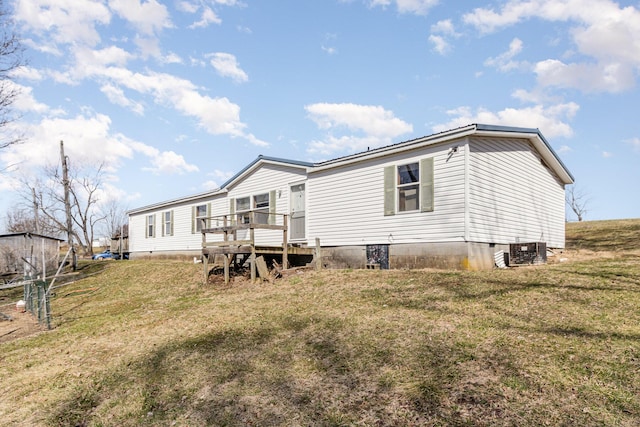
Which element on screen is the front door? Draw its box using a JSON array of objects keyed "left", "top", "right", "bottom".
[{"left": 290, "top": 183, "right": 305, "bottom": 240}]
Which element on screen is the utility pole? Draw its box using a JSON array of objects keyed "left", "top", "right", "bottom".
[
  {"left": 31, "top": 187, "right": 40, "bottom": 234},
  {"left": 60, "top": 140, "right": 76, "bottom": 270}
]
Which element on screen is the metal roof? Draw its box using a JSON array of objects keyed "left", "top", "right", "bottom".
[{"left": 0, "top": 232, "right": 64, "bottom": 241}]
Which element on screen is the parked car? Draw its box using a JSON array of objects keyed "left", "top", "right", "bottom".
[{"left": 92, "top": 250, "right": 114, "bottom": 260}]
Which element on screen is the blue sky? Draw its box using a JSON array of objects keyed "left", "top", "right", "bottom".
[{"left": 0, "top": 0, "right": 639, "bottom": 231}]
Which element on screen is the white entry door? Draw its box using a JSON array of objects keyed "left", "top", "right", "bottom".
[{"left": 290, "top": 183, "right": 305, "bottom": 240}]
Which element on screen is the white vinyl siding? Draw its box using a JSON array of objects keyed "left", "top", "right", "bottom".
[
  {"left": 226, "top": 164, "right": 307, "bottom": 245},
  {"left": 467, "top": 137, "right": 566, "bottom": 247},
  {"left": 129, "top": 194, "right": 227, "bottom": 254},
  {"left": 308, "top": 142, "right": 466, "bottom": 246}
]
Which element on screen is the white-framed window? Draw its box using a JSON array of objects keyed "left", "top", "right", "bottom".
[
  {"left": 253, "top": 193, "right": 269, "bottom": 224},
  {"left": 236, "top": 197, "right": 250, "bottom": 224},
  {"left": 194, "top": 204, "right": 208, "bottom": 232},
  {"left": 162, "top": 211, "right": 173, "bottom": 236},
  {"left": 146, "top": 214, "right": 155, "bottom": 238},
  {"left": 384, "top": 157, "right": 434, "bottom": 216},
  {"left": 397, "top": 162, "right": 419, "bottom": 212}
]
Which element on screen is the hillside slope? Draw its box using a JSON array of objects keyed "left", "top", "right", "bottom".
[
  {"left": 566, "top": 218, "right": 640, "bottom": 252},
  {"left": 0, "top": 220, "right": 639, "bottom": 426}
]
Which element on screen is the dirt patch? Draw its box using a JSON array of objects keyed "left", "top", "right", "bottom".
[{"left": 0, "top": 309, "right": 46, "bottom": 344}]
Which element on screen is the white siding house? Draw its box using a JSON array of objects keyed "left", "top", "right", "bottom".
[{"left": 128, "top": 124, "right": 574, "bottom": 270}]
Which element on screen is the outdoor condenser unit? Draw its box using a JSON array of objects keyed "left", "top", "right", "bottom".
[{"left": 508, "top": 242, "right": 547, "bottom": 265}]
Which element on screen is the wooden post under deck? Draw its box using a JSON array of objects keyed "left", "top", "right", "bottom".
[
  {"left": 202, "top": 218, "right": 208, "bottom": 282},
  {"left": 224, "top": 215, "right": 230, "bottom": 284},
  {"left": 250, "top": 215, "right": 256, "bottom": 281},
  {"left": 201, "top": 212, "right": 314, "bottom": 285},
  {"left": 282, "top": 214, "right": 288, "bottom": 270}
]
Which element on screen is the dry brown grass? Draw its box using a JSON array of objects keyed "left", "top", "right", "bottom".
[{"left": 0, "top": 220, "right": 639, "bottom": 426}]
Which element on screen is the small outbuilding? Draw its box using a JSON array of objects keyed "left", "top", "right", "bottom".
[{"left": 0, "top": 232, "right": 63, "bottom": 280}]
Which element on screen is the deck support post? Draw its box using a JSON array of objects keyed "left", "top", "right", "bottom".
[
  {"left": 282, "top": 214, "right": 288, "bottom": 270},
  {"left": 202, "top": 227, "right": 208, "bottom": 283},
  {"left": 203, "top": 253, "right": 208, "bottom": 283},
  {"left": 250, "top": 225, "right": 256, "bottom": 281},
  {"left": 223, "top": 254, "right": 230, "bottom": 285}
]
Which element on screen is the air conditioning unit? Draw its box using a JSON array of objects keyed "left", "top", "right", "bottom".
[{"left": 508, "top": 242, "right": 547, "bottom": 266}]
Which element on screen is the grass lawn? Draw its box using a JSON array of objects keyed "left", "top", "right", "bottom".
[{"left": 0, "top": 220, "right": 639, "bottom": 426}]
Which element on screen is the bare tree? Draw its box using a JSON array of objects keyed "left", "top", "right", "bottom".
[
  {"left": 21, "top": 162, "right": 109, "bottom": 256},
  {"left": 0, "top": 0, "right": 25, "bottom": 151},
  {"left": 566, "top": 185, "right": 590, "bottom": 222},
  {"left": 3, "top": 204, "right": 57, "bottom": 235},
  {"left": 102, "top": 198, "right": 129, "bottom": 239}
]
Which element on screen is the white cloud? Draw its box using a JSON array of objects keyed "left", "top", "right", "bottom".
[
  {"left": 602, "top": 151, "right": 613, "bottom": 158},
  {"left": 322, "top": 45, "right": 338, "bottom": 55},
  {"left": 431, "top": 19, "right": 457, "bottom": 35},
  {"left": 201, "top": 180, "right": 219, "bottom": 190},
  {"left": 134, "top": 36, "right": 162, "bottom": 59},
  {"left": 189, "top": 7, "right": 222, "bottom": 28},
  {"left": 1, "top": 114, "right": 133, "bottom": 173},
  {"left": 46, "top": 45, "right": 263, "bottom": 145},
  {"left": 484, "top": 38, "right": 528, "bottom": 72},
  {"left": 9, "top": 66, "right": 44, "bottom": 81},
  {"left": 463, "top": 0, "right": 640, "bottom": 93},
  {"left": 161, "top": 52, "right": 183, "bottom": 64},
  {"left": 140, "top": 150, "right": 200, "bottom": 175},
  {"left": 0, "top": 112, "right": 201, "bottom": 185},
  {"left": 534, "top": 59, "right": 636, "bottom": 93},
  {"left": 626, "top": 137, "right": 640, "bottom": 152},
  {"left": 15, "top": 0, "right": 111, "bottom": 47},
  {"left": 368, "top": 0, "right": 439, "bottom": 15},
  {"left": 305, "top": 103, "right": 413, "bottom": 155},
  {"left": 202, "top": 169, "right": 234, "bottom": 189},
  {"left": 208, "top": 53, "right": 249, "bottom": 83},
  {"left": 428, "top": 35, "right": 450, "bottom": 55},
  {"left": 100, "top": 84, "right": 145, "bottom": 115},
  {"left": 557, "top": 145, "right": 572, "bottom": 154},
  {"left": 72, "top": 46, "right": 134, "bottom": 79},
  {"left": 429, "top": 19, "right": 460, "bottom": 55},
  {"left": 10, "top": 82, "right": 50, "bottom": 114},
  {"left": 108, "top": 0, "right": 172, "bottom": 35},
  {"left": 433, "top": 102, "right": 579, "bottom": 139},
  {"left": 177, "top": 1, "right": 199, "bottom": 13}
]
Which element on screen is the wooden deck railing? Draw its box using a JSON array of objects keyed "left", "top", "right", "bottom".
[{"left": 200, "top": 212, "right": 319, "bottom": 284}]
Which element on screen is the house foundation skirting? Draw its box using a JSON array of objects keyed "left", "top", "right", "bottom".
[{"left": 321, "top": 242, "right": 513, "bottom": 271}]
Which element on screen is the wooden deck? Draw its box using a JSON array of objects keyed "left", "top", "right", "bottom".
[{"left": 200, "top": 213, "right": 319, "bottom": 284}]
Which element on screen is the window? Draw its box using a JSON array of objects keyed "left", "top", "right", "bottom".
[
  {"left": 253, "top": 193, "right": 269, "bottom": 224},
  {"left": 194, "top": 204, "right": 208, "bottom": 232},
  {"left": 397, "top": 163, "right": 419, "bottom": 212},
  {"left": 384, "top": 157, "right": 434, "bottom": 216},
  {"left": 146, "top": 214, "right": 155, "bottom": 238},
  {"left": 236, "top": 197, "right": 250, "bottom": 224},
  {"left": 162, "top": 211, "right": 173, "bottom": 236}
]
